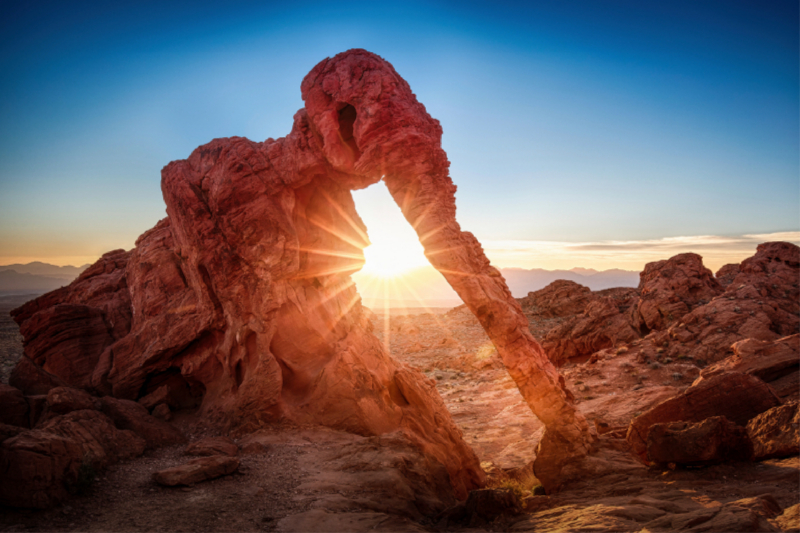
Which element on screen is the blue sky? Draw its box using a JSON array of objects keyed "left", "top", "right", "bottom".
[{"left": 1, "top": 0, "right": 797, "bottom": 270}]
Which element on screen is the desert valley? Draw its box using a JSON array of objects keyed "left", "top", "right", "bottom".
[{"left": 0, "top": 48, "right": 798, "bottom": 532}]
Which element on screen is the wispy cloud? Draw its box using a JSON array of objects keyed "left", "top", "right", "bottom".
[{"left": 484, "top": 232, "right": 800, "bottom": 271}]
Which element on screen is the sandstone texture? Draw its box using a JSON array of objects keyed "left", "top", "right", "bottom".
[
  {"left": 0, "top": 383, "right": 179, "bottom": 508},
  {"left": 541, "top": 288, "right": 639, "bottom": 365},
  {"left": 698, "top": 334, "right": 799, "bottom": 401},
  {"left": 747, "top": 402, "right": 800, "bottom": 460},
  {"left": 46, "top": 386, "right": 100, "bottom": 414},
  {"left": 627, "top": 372, "right": 781, "bottom": 460},
  {"left": 646, "top": 416, "right": 753, "bottom": 466},
  {"left": 631, "top": 253, "right": 721, "bottom": 334}
]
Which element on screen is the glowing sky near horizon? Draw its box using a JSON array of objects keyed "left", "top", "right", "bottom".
[{"left": 1, "top": 0, "right": 798, "bottom": 272}]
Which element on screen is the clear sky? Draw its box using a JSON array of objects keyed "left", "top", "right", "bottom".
[{"left": 1, "top": 0, "right": 798, "bottom": 272}]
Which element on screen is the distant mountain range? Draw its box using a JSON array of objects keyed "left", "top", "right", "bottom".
[
  {"left": 0, "top": 262, "right": 89, "bottom": 295},
  {"left": 500, "top": 267, "right": 640, "bottom": 295},
  {"left": 0, "top": 261, "right": 640, "bottom": 306},
  {"left": 353, "top": 265, "right": 639, "bottom": 308}
]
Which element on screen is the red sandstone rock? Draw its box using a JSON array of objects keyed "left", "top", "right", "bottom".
[
  {"left": 39, "top": 410, "right": 146, "bottom": 466},
  {"left": 649, "top": 243, "right": 800, "bottom": 366},
  {"left": 631, "top": 253, "right": 722, "bottom": 334},
  {"left": 185, "top": 436, "right": 238, "bottom": 457},
  {"left": 152, "top": 455, "right": 240, "bottom": 486},
  {"left": 627, "top": 372, "right": 781, "bottom": 460},
  {"left": 542, "top": 289, "right": 639, "bottom": 365},
  {"left": 0, "top": 384, "right": 29, "bottom": 428},
  {"left": 0, "top": 429, "right": 83, "bottom": 508},
  {"left": 10, "top": 49, "right": 594, "bottom": 495},
  {"left": 746, "top": 402, "right": 800, "bottom": 460},
  {"left": 9, "top": 355, "right": 66, "bottom": 395},
  {"left": 152, "top": 403, "right": 171, "bottom": 421},
  {"left": 697, "top": 335, "right": 798, "bottom": 401},
  {"left": 46, "top": 386, "right": 100, "bottom": 414},
  {"left": 0, "top": 423, "right": 25, "bottom": 443},
  {"left": 99, "top": 396, "right": 185, "bottom": 449},
  {"left": 11, "top": 250, "right": 132, "bottom": 393},
  {"left": 715, "top": 263, "right": 740, "bottom": 287},
  {"left": 520, "top": 280, "right": 593, "bottom": 318},
  {"left": 646, "top": 416, "right": 753, "bottom": 466}
]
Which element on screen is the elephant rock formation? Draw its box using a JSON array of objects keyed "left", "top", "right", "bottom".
[{"left": 11, "top": 49, "right": 593, "bottom": 494}]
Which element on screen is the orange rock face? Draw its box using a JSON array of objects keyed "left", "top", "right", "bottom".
[{"left": 11, "top": 49, "right": 596, "bottom": 495}]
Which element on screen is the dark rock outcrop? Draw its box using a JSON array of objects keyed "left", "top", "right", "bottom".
[
  {"left": 646, "top": 416, "right": 753, "bottom": 466},
  {"left": 627, "top": 372, "right": 781, "bottom": 460}
]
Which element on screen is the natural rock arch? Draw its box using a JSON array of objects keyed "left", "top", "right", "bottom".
[{"left": 12, "top": 49, "right": 593, "bottom": 493}]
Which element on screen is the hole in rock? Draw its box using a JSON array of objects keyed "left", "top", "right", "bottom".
[
  {"left": 351, "top": 181, "right": 460, "bottom": 310},
  {"left": 234, "top": 360, "right": 245, "bottom": 387},
  {"left": 336, "top": 103, "right": 361, "bottom": 161}
]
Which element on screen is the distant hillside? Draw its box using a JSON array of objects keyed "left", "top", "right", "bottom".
[
  {"left": 500, "top": 267, "right": 639, "bottom": 296},
  {"left": 0, "top": 262, "right": 89, "bottom": 295},
  {"left": 353, "top": 265, "right": 639, "bottom": 308},
  {"left": 0, "top": 262, "right": 89, "bottom": 281},
  {"left": 0, "top": 270, "right": 68, "bottom": 295}
]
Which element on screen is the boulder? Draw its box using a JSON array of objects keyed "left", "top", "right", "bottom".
[
  {"left": 0, "top": 423, "right": 25, "bottom": 443},
  {"left": 0, "top": 410, "right": 147, "bottom": 509},
  {"left": 715, "top": 263, "right": 740, "bottom": 287},
  {"left": 646, "top": 416, "right": 753, "bottom": 466},
  {"left": 185, "top": 436, "right": 238, "bottom": 457},
  {"left": 542, "top": 289, "right": 639, "bottom": 365},
  {"left": 99, "top": 396, "right": 185, "bottom": 448},
  {"left": 631, "top": 253, "right": 722, "bottom": 334},
  {"left": 152, "top": 403, "right": 171, "bottom": 421},
  {"left": 0, "top": 430, "right": 83, "bottom": 508},
  {"left": 520, "top": 280, "right": 593, "bottom": 318},
  {"left": 697, "top": 335, "right": 798, "bottom": 400},
  {"left": 39, "top": 410, "right": 146, "bottom": 466},
  {"left": 8, "top": 355, "right": 66, "bottom": 395},
  {"left": 746, "top": 401, "right": 799, "bottom": 460},
  {"left": 0, "top": 383, "right": 29, "bottom": 428},
  {"left": 775, "top": 503, "right": 799, "bottom": 533},
  {"left": 649, "top": 242, "right": 799, "bottom": 365},
  {"left": 627, "top": 372, "right": 781, "bottom": 460},
  {"left": 46, "top": 386, "right": 100, "bottom": 414},
  {"left": 152, "top": 455, "right": 240, "bottom": 486}
]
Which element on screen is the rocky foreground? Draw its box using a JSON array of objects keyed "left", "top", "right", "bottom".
[{"left": 1, "top": 241, "right": 798, "bottom": 532}]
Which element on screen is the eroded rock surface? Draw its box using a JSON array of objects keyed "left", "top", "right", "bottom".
[
  {"left": 627, "top": 372, "right": 781, "bottom": 460},
  {"left": 646, "top": 416, "right": 753, "bottom": 466}
]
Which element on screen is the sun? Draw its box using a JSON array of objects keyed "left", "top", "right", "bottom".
[
  {"left": 361, "top": 239, "right": 427, "bottom": 278},
  {"left": 352, "top": 183, "right": 429, "bottom": 279}
]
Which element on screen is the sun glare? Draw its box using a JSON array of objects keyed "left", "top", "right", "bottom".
[{"left": 352, "top": 182, "right": 429, "bottom": 279}]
